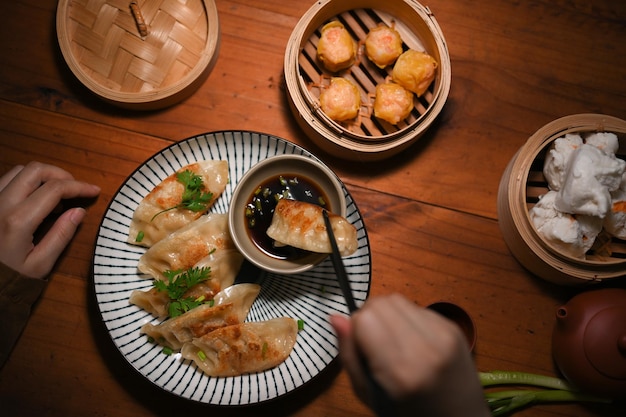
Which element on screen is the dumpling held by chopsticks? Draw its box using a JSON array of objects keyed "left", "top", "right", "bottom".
[{"left": 266, "top": 199, "right": 358, "bottom": 256}]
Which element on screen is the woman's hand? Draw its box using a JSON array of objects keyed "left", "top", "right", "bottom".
[
  {"left": 330, "top": 294, "right": 490, "bottom": 417},
  {"left": 0, "top": 162, "right": 100, "bottom": 279}
]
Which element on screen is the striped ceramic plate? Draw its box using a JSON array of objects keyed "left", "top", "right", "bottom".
[{"left": 92, "top": 131, "right": 371, "bottom": 405}]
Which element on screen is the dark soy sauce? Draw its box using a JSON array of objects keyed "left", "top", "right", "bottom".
[{"left": 245, "top": 173, "right": 331, "bottom": 259}]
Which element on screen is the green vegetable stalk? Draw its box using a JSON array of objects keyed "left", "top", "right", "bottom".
[{"left": 479, "top": 371, "right": 612, "bottom": 416}]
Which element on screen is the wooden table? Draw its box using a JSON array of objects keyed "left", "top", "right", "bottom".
[{"left": 1, "top": 1, "right": 625, "bottom": 416}]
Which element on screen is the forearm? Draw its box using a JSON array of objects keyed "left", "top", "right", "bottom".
[{"left": 0, "top": 262, "right": 47, "bottom": 369}]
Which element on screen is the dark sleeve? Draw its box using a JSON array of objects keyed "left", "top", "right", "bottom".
[{"left": 0, "top": 262, "right": 47, "bottom": 369}]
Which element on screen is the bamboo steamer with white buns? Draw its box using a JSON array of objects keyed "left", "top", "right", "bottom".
[{"left": 497, "top": 114, "right": 626, "bottom": 286}]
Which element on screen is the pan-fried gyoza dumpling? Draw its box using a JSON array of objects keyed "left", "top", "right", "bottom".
[
  {"left": 138, "top": 213, "right": 232, "bottom": 281},
  {"left": 181, "top": 317, "right": 298, "bottom": 377},
  {"left": 129, "top": 248, "right": 244, "bottom": 318},
  {"left": 130, "top": 288, "right": 169, "bottom": 319},
  {"left": 141, "top": 283, "right": 261, "bottom": 351},
  {"left": 180, "top": 249, "right": 244, "bottom": 302},
  {"left": 128, "top": 160, "right": 228, "bottom": 247},
  {"left": 266, "top": 199, "right": 358, "bottom": 256}
]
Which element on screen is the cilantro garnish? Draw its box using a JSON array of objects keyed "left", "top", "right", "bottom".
[
  {"left": 151, "top": 170, "right": 214, "bottom": 221},
  {"left": 153, "top": 266, "right": 212, "bottom": 317}
]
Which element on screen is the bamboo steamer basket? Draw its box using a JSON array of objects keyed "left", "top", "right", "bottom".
[
  {"left": 56, "top": 0, "right": 220, "bottom": 110},
  {"left": 284, "top": 0, "right": 451, "bottom": 161},
  {"left": 498, "top": 114, "right": 626, "bottom": 286}
]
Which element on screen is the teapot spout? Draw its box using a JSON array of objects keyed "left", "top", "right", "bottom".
[{"left": 555, "top": 305, "right": 572, "bottom": 327}]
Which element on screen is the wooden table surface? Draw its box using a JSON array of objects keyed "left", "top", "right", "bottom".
[{"left": 1, "top": 0, "right": 625, "bottom": 416}]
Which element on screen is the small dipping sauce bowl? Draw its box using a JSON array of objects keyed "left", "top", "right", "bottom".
[
  {"left": 229, "top": 154, "right": 346, "bottom": 274},
  {"left": 427, "top": 302, "right": 477, "bottom": 351}
]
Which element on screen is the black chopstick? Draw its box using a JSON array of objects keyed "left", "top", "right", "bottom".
[
  {"left": 323, "top": 210, "right": 358, "bottom": 313},
  {"left": 322, "top": 210, "right": 396, "bottom": 417}
]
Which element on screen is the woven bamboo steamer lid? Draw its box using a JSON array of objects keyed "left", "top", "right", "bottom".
[
  {"left": 498, "top": 114, "right": 626, "bottom": 286},
  {"left": 57, "top": 0, "right": 220, "bottom": 110},
  {"left": 284, "top": 0, "right": 451, "bottom": 161}
]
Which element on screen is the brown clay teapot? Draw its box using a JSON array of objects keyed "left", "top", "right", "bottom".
[{"left": 552, "top": 288, "right": 626, "bottom": 398}]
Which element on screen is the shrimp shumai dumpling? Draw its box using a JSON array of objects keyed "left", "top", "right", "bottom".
[
  {"left": 392, "top": 49, "right": 438, "bottom": 97},
  {"left": 316, "top": 21, "right": 357, "bottom": 73},
  {"left": 364, "top": 25, "right": 403, "bottom": 68},
  {"left": 373, "top": 82, "right": 414, "bottom": 125},
  {"left": 319, "top": 77, "right": 361, "bottom": 122}
]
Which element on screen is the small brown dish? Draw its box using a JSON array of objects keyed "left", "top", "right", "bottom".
[{"left": 427, "top": 301, "right": 477, "bottom": 352}]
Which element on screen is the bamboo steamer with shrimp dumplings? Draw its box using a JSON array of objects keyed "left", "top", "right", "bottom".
[{"left": 284, "top": 0, "right": 451, "bottom": 161}]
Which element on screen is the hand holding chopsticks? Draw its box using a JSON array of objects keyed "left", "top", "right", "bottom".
[
  {"left": 324, "top": 210, "right": 490, "bottom": 417},
  {"left": 323, "top": 210, "right": 396, "bottom": 416}
]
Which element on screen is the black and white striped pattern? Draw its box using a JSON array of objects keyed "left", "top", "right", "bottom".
[{"left": 92, "top": 131, "right": 371, "bottom": 405}]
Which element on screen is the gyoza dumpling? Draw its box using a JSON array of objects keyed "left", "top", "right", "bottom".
[
  {"left": 392, "top": 49, "right": 437, "bottom": 97},
  {"left": 138, "top": 213, "right": 233, "bottom": 281},
  {"left": 365, "top": 25, "right": 403, "bottom": 68},
  {"left": 128, "top": 160, "right": 228, "bottom": 247},
  {"left": 141, "top": 283, "right": 261, "bottom": 351},
  {"left": 316, "top": 21, "right": 357, "bottom": 73},
  {"left": 181, "top": 317, "right": 298, "bottom": 377},
  {"left": 373, "top": 82, "right": 414, "bottom": 125},
  {"left": 319, "top": 77, "right": 361, "bottom": 122},
  {"left": 129, "top": 248, "right": 244, "bottom": 318},
  {"left": 179, "top": 249, "right": 244, "bottom": 302},
  {"left": 130, "top": 287, "right": 170, "bottom": 318},
  {"left": 266, "top": 199, "right": 358, "bottom": 256}
]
